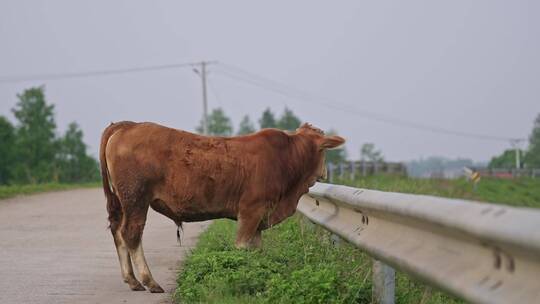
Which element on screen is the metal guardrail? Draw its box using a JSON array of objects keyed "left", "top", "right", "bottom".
[{"left": 297, "top": 183, "right": 540, "bottom": 304}]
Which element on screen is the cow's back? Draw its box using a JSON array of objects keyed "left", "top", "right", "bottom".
[{"left": 105, "top": 122, "right": 269, "bottom": 220}]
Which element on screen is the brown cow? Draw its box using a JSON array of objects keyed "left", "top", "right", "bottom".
[{"left": 99, "top": 121, "right": 345, "bottom": 292}]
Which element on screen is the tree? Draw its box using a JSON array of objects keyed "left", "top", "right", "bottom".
[
  {"left": 525, "top": 113, "right": 540, "bottom": 167},
  {"left": 489, "top": 149, "right": 525, "bottom": 169},
  {"left": 57, "top": 122, "right": 100, "bottom": 182},
  {"left": 237, "top": 115, "right": 256, "bottom": 135},
  {"left": 360, "top": 143, "right": 384, "bottom": 162},
  {"left": 196, "top": 108, "right": 233, "bottom": 136},
  {"left": 277, "top": 107, "right": 301, "bottom": 131},
  {"left": 325, "top": 129, "right": 347, "bottom": 164},
  {"left": 0, "top": 116, "right": 15, "bottom": 184},
  {"left": 11, "top": 87, "right": 58, "bottom": 183},
  {"left": 259, "top": 108, "right": 277, "bottom": 129}
]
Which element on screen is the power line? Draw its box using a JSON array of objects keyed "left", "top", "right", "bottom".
[
  {"left": 206, "top": 78, "right": 223, "bottom": 107},
  {"left": 215, "top": 63, "right": 524, "bottom": 142},
  {"left": 0, "top": 62, "right": 197, "bottom": 84},
  {"left": 0, "top": 60, "right": 525, "bottom": 143}
]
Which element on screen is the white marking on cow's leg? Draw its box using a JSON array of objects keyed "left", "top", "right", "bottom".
[
  {"left": 115, "top": 231, "right": 145, "bottom": 291},
  {"left": 129, "top": 241, "right": 164, "bottom": 293}
]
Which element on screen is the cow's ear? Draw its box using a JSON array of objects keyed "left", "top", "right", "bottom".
[{"left": 320, "top": 135, "right": 345, "bottom": 149}]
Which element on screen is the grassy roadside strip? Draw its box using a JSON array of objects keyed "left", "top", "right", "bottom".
[
  {"left": 174, "top": 176, "right": 539, "bottom": 303},
  {"left": 174, "top": 217, "right": 460, "bottom": 304},
  {"left": 174, "top": 217, "right": 372, "bottom": 303},
  {"left": 0, "top": 182, "right": 101, "bottom": 200}
]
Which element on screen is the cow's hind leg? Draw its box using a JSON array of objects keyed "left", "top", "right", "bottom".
[
  {"left": 121, "top": 201, "right": 164, "bottom": 293},
  {"left": 113, "top": 230, "right": 145, "bottom": 291},
  {"left": 108, "top": 196, "right": 145, "bottom": 291},
  {"left": 130, "top": 240, "right": 164, "bottom": 293}
]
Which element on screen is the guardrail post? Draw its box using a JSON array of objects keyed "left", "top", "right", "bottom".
[{"left": 372, "top": 259, "right": 395, "bottom": 304}]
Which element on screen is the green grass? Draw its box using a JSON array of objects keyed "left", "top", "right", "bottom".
[
  {"left": 175, "top": 176, "right": 540, "bottom": 303},
  {"left": 175, "top": 217, "right": 374, "bottom": 304},
  {"left": 337, "top": 175, "right": 540, "bottom": 208},
  {"left": 175, "top": 217, "right": 461, "bottom": 304},
  {"left": 0, "top": 182, "right": 100, "bottom": 200}
]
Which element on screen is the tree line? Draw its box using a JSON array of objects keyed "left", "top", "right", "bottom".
[
  {"left": 6, "top": 87, "right": 535, "bottom": 186},
  {"left": 195, "top": 107, "right": 304, "bottom": 136},
  {"left": 0, "top": 87, "right": 99, "bottom": 185}
]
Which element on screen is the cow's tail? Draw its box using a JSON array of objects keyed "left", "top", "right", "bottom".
[{"left": 99, "top": 121, "right": 135, "bottom": 231}]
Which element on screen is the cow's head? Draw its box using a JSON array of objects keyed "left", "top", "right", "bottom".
[{"left": 296, "top": 123, "right": 345, "bottom": 184}]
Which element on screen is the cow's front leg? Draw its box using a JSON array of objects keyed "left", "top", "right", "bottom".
[{"left": 235, "top": 206, "right": 265, "bottom": 249}]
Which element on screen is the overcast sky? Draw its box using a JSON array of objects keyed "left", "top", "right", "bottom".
[{"left": 1, "top": 1, "right": 539, "bottom": 162}]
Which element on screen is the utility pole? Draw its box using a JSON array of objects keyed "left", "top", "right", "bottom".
[
  {"left": 200, "top": 61, "right": 209, "bottom": 135},
  {"left": 193, "top": 61, "right": 217, "bottom": 135},
  {"left": 510, "top": 139, "right": 524, "bottom": 169}
]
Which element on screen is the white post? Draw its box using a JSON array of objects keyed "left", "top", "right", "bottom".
[
  {"left": 362, "top": 160, "right": 367, "bottom": 177},
  {"left": 515, "top": 148, "right": 520, "bottom": 169}
]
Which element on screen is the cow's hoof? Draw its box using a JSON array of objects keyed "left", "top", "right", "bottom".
[
  {"left": 129, "top": 282, "right": 146, "bottom": 291},
  {"left": 235, "top": 241, "right": 249, "bottom": 249},
  {"left": 149, "top": 284, "right": 165, "bottom": 293},
  {"left": 235, "top": 242, "right": 259, "bottom": 250}
]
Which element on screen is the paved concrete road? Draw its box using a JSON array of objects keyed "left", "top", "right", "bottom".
[{"left": 0, "top": 189, "right": 209, "bottom": 304}]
